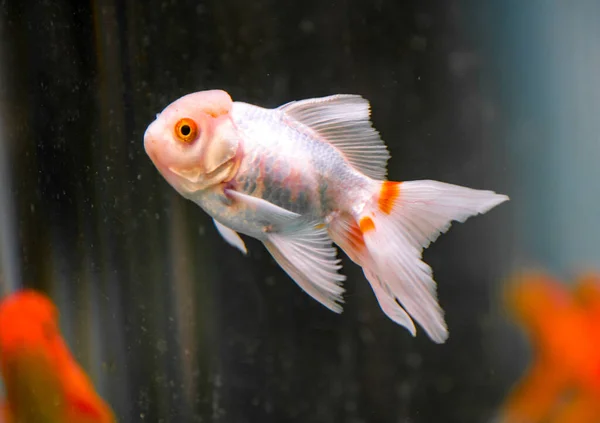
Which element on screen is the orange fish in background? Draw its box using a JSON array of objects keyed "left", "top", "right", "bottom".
[
  {"left": 0, "top": 289, "right": 116, "bottom": 423},
  {"left": 499, "top": 272, "right": 600, "bottom": 423}
]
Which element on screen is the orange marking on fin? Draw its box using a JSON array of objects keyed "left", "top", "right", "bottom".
[
  {"left": 359, "top": 217, "right": 375, "bottom": 233},
  {"left": 378, "top": 181, "right": 401, "bottom": 214},
  {"left": 315, "top": 223, "right": 325, "bottom": 230}
]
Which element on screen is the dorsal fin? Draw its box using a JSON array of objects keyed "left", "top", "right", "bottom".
[{"left": 278, "top": 95, "right": 390, "bottom": 180}]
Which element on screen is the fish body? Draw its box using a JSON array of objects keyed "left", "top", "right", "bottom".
[
  {"left": 0, "top": 290, "right": 116, "bottom": 423},
  {"left": 144, "top": 90, "right": 509, "bottom": 343},
  {"left": 191, "top": 101, "right": 373, "bottom": 238}
]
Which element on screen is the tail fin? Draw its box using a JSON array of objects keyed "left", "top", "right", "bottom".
[{"left": 356, "top": 179, "right": 508, "bottom": 343}]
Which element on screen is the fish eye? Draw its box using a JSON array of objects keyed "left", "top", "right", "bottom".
[{"left": 174, "top": 118, "right": 199, "bottom": 143}]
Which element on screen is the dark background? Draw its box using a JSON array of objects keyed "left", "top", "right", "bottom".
[{"left": 0, "top": 1, "right": 520, "bottom": 422}]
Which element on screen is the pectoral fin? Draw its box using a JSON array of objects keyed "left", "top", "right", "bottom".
[
  {"left": 224, "top": 189, "right": 346, "bottom": 312},
  {"left": 224, "top": 189, "right": 306, "bottom": 233}
]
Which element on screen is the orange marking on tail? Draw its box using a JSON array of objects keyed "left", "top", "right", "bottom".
[
  {"left": 359, "top": 216, "right": 375, "bottom": 233},
  {"left": 347, "top": 219, "right": 366, "bottom": 251},
  {"left": 378, "top": 181, "right": 401, "bottom": 214}
]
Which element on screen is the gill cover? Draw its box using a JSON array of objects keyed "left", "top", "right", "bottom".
[
  {"left": 203, "top": 116, "right": 240, "bottom": 180},
  {"left": 197, "top": 90, "right": 239, "bottom": 179}
]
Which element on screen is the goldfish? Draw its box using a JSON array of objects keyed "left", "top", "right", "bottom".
[
  {"left": 499, "top": 272, "right": 600, "bottom": 423},
  {"left": 144, "top": 90, "right": 509, "bottom": 343},
  {"left": 0, "top": 289, "right": 116, "bottom": 423}
]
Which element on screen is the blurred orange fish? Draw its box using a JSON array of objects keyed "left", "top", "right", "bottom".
[
  {"left": 500, "top": 272, "right": 600, "bottom": 423},
  {"left": 0, "top": 289, "right": 116, "bottom": 423}
]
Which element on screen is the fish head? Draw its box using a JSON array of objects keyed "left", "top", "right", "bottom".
[
  {"left": 144, "top": 89, "right": 241, "bottom": 194},
  {"left": 0, "top": 290, "right": 60, "bottom": 367}
]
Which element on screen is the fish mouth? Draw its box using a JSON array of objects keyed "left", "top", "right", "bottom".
[
  {"left": 168, "top": 160, "right": 237, "bottom": 194},
  {"left": 168, "top": 165, "right": 207, "bottom": 191},
  {"left": 143, "top": 120, "right": 164, "bottom": 165},
  {"left": 168, "top": 165, "right": 204, "bottom": 181}
]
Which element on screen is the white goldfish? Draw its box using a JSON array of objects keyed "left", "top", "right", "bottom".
[{"left": 144, "top": 90, "right": 508, "bottom": 343}]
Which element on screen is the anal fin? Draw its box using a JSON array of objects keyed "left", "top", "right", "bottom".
[{"left": 264, "top": 226, "right": 346, "bottom": 313}]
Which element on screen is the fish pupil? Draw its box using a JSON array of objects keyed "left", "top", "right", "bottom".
[{"left": 181, "top": 125, "right": 191, "bottom": 136}]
